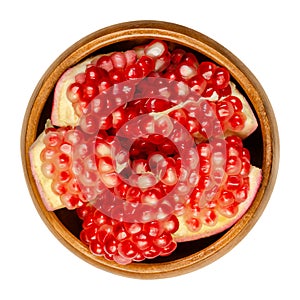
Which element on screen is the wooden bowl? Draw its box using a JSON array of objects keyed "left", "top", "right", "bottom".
[{"left": 21, "top": 20, "right": 279, "bottom": 279}]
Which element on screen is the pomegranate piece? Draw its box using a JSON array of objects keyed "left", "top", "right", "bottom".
[
  {"left": 78, "top": 201, "right": 178, "bottom": 264},
  {"left": 30, "top": 39, "right": 263, "bottom": 265}
]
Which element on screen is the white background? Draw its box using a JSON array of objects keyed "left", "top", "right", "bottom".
[{"left": 1, "top": 0, "right": 298, "bottom": 299}]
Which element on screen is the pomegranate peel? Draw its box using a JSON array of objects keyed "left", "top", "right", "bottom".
[{"left": 173, "top": 166, "right": 262, "bottom": 242}]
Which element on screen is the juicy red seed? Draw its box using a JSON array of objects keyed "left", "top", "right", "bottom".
[
  {"left": 51, "top": 181, "right": 67, "bottom": 195},
  {"left": 177, "top": 62, "right": 197, "bottom": 80},
  {"left": 171, "top": 48, "right": 185, "bottom": 64},
  {"left": 198, "top": 61, "right": 217, "bottom": 81},
  {"left": 188, "top": 75, "right": 207, "bottom": 95},
  {"left": 98, "top": 76, "right": 112, "bottom": 93},
  {"left": 43, "top": 132, "right": 62, "bottom": 148},
  {"left": 97, "top": 224, "right": 113, "bottom": 243},
  {"left": 59, "top": 170, "right": 71, "bottom": 183},
  {"left": 41, "top": 162, "right": 56, "bottom": 178},
  {"left": 226, "top": 135, "right": 243, "bottom": 148},
  {"left": 155, "top": 53, "right": 171, "bottom": 72},
  {"left": 108, "top": 68, "right": 125, "bottom": 83},
  {"left": 217, "top": 84, "right": 232, "bottom": 98},
  {"left": 147, "top": 134, "right": 165, "bottom": 145},
  {"left": 144, "top": 39, "right": 168, "bottom": 59},
  {"left": 137, "top": 56, "right": 155, "bottom": 76},
  {"left": 118, "top": 240, "right": 138, "bottom": 259},
  {"left": 54, "top": 153, "right": 70, "bottom": 169},
  {"left": 82, "top": 83, "right": 99, "bottom": 101},
  {"left": 111, "top": 52, "right": 127, "bottom": 69},
  {"left": 153, "top": 232, "right": 172, "bottom": 248},
  {"left": 163, "top": 69, "right": 178, "bottom": 81},
  {"left": 169, "top": 109, "right": 188, "bottom": 126},
  {"left": 126, "top": 186, "right": 142, "bottom": 202},
  {"left": 186, "top": 217, "right": 201, "bottom": 232},
  {"left": 157, "top": 139, "right": 177, "bottom": 156},
  {"left": 226, "top": 96, "right": 243, "bottom": 111},
  {"left": 89, "top": 241, "right": 104, "bottom": 256},
  {"left": 124, "top": 50, "right": 137, "bottom": 66},
  {"left": 218, "top": 203, "right": 239, "bottom": 218},
  {"left": 143, "top": 220, "right": 161, "bottom": 237},
  {"left": 132, "top": 231, "right": 152, "bottom": 250},
  {"left": 226, "top": 175, "right": 243, "bottom": 190},
  {"left": 67, "top": 82, "right": 83, "bottom": 103},
  {"left": 123, "top": 222, "right": 142, "bottom": 235},
  {"left": 145, "top": 98, "right": 172, "bottom": 112},
  {"left": 125, "top": 64, "right": 143, "bottom": 80},
  {"left": 103, "top": 235, "right": 118, "bottom": 255},
  {"left": 160, "top": 241, "right": 177, "bottom": 256},
  {"left": 141, "top": 246, "right": 160, "bottom": 259},
  {"left": 218, "top": 190, "right": 235, "bottom": 207},
  {"left": 182, "top": 52, "right": 199, "bottom": 67},
  {"left": 163, "top": 215, "right": 179, "bottom": 234},
  {"left": 202, "top": 84, "right": 215, "bottom": 97},
  {"left": 216, "top": 101, "right": 234, "bottom": 121},
  {"left": 96, "top": 55, "right": 114, "bottom": 72},
  {"left": 79, "top": 114, "right": 99, "bottom": 134},
  {"left": 85, "top": 65, "right": 101, "bottom": 82},
  {"left": 228, "top": 112, "right": 246, "bottom": 131},
  {"left": 186, "top": 117, "right": 201, "bottom": 134},
  {"left": 212, "top": 67, "right": 230, "bottom": 90},
  {"left": 200, "top": 209, "right": 217, "bottom": 226}
]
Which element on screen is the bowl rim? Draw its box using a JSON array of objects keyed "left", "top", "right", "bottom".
[{"left": 21, "top": 20, "right": 279, "bottom": 279}]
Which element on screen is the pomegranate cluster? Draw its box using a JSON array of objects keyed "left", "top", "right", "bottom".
[{"left": 30, "top": 39, "right": 261, "bottom": 265}]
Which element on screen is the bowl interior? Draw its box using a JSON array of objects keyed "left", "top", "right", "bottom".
[{"left": 22, "top": 21, "right": 276, "bottom": 278}]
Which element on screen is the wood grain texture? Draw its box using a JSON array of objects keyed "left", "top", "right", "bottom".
[{"left": 21, "top": 20, "right": 279, "bottom": 279}]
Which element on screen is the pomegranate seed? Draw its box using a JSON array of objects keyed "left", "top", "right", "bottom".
[
  {"left": 85, "top": 65, "right": 102, "bottom": 82},
  {"left": 137, "top": 55, "right": 155, "bottom": 76},
  {"left": 145, "top": 98, "right": 172, "bottom": 113},
  {"left": 66, "top": 82, "right": 83, "bottom": 103},
  {"left": 186, "top": 217, "right": 201, "bottom": 232},
  {"left": 228, "top": 112, "right": 246, "bottom": 131},
  {"left": 188, "top": 75, "right": 207, "bottom": 95},
  {"left": 124, "top": 50, "right": 137, "bottom": 66},
  {"left": 108, "top": 68, "right": 125, "bottom": 83},
  {"left": 144, "top": 39, "right": 168, "bottom": 59},
  {"left": 111, "top": 52, "right": 127, "bottom": 69},
  {"left": 198, "top": 61, "right": 217, "bottom": 81},
  {"left": 154, "top": 51, "right": 171, "bottom": 72},
  {"left": 82, "top": 83, "right": 99, "bottom": 102},
  {"left": 177, "top": 62, "right": 197, "bottom": 80},
  {"left": 212, "top": 67, "right": 230, "bottom": 90},
  {"left": 226, "top": 95, "right": 243, "bottom": 112},
  {"left": 171, "top": 48, "right": 185, "bottom": 64},
  {"left": 216, "top": 100, "right": 234, "bottom": 121},
  {"left": 200, "top": 208, "right": 217, "bottom": 227},
  {"left": 41, "top": 162, "right": 56, "bottom": 178},
  {"left": 96, "top": 55, "right": 114, "bottom": 72}
]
